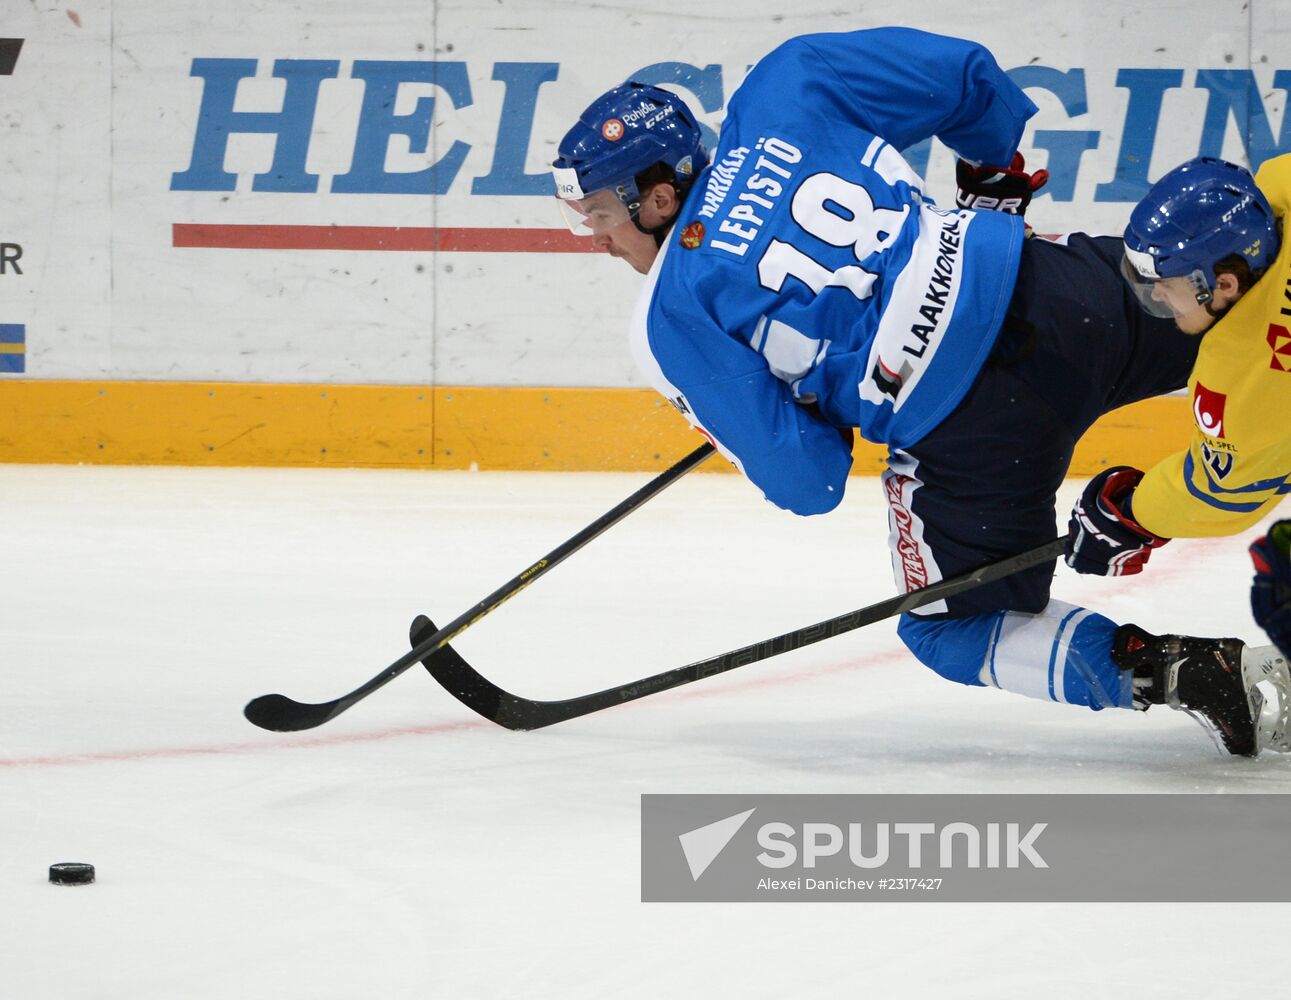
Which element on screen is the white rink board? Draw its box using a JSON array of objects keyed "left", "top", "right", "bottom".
[{"left": 3, "top": 1, "right": 1291, "bottom": 383}]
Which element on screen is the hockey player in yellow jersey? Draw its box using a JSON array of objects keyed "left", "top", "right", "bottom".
[
  {"left": 1122, "top": 156, "right": 1291, "bottom": 539},
  {"left": 1065, "top": 155, "right": 1291, "bottom": 755}
]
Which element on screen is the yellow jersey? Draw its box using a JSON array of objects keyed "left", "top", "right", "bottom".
[{"left": 1133, "top": 154, "right": 1291, "bottom": 538}]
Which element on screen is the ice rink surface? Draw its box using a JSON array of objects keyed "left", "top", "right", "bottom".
[{"left": 2, "top": 460, "right": 1287, "bottom": 999}]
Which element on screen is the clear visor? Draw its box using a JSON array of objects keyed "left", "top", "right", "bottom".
[
  {"left": 1119, "top": 254, "right": 1212, "bottom": 318},
  {"left": 558, "top": 188, "right": 636, "bottom": 237}
]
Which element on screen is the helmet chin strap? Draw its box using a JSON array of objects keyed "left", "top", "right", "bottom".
[
  {"left": 629, "top": 183, "right": 688, "bottom": 247},
  {"left": 631, "top": 215, "right": 675, "bottom": 248},
  {"left": 1190, "top": 275, "right": 1228, "bottom": 320},
  {"left": 1202, "top": 298, "right": 1229, "bottom": 321},
  {"left": 1196, "top": 280, "right": 1236, "bottom": 321}
]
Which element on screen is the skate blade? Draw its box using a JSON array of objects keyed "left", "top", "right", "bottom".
[{"left": 1242, "top": 646, "right": 1291, "bottom": 755}]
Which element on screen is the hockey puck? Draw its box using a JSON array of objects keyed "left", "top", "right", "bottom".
[{"left": 48, "top": 862, "right": 95, "bottom": 886}]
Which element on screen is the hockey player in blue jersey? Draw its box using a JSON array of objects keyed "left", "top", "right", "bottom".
[{"left": 552, "top": 27, "right": 1278, "bottom": 755}]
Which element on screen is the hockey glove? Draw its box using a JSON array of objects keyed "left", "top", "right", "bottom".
[
  {"left": 1250, "top": 519, "right": 1291, "bottom": 657},
  {"left": 956, "top": 153, "right": 1049, "bottom": 217},
  {"left": 1065, "top": 466, "right": 1169, "bottom": 576}
]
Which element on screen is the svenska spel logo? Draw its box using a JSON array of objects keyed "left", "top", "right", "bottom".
[{"left": 1192, "top": 381, "right": 1227, "bottom": 438}]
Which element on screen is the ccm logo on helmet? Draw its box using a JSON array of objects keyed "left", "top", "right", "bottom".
[{"left": 622, "top": 100, "right": 675, "bottom": 129}]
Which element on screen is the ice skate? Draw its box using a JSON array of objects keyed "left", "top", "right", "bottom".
[{"left": 1112, "top": 624, "right": 1268, "bottom": 756}]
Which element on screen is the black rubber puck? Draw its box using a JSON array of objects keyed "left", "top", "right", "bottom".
[{"left": 49, "top": 862, "right": 95, "bottom": 885}]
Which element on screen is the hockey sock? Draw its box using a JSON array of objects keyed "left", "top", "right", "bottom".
[{"left": 898, "top": 601, "right": 1132, "bottom": 710}]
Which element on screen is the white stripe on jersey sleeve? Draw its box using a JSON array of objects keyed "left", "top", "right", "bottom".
[
  {"left": 871, "top": 143, "right": 926, "bottom": 192},
  {"left": 860, "top": 136, "right": 885, "bottom": 169}
]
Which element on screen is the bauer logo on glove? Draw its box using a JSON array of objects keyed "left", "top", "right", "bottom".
[{"left": 956, "top": 152, "right": 1049, "bottom": 216}]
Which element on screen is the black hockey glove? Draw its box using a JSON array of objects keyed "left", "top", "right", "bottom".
[
  {"left": 955, "top": 153, "right": 1049, "bottom": 216},
  {"left": 1250, "top": 520, "right": 1291, "bottom": 657},
  {"left": 1065, "top": 467, "right": 1169, "bottom": 576}
]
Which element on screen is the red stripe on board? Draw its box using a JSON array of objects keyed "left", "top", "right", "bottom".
[{"left": 172, "top": 223, "right": 600, "bottom": 253}]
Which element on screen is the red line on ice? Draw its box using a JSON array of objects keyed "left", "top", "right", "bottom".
[
  {"left": 0, "top": 644, "right": 901, "bottom": 768},
  {"left": 0, "top": 719, "right": 487, "bottom": 769}
]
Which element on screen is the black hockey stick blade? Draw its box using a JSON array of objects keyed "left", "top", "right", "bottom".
[
  {"left": 243, "top": 441, "right": 716, "bottom": 732},
  {"left": 245, "top": 608, "right": 513, "bottom": 731},
  {"left": 411, "top": 615, "right": 507, "bottom": 719},
  {"left": 242, "top": 668, "right": 412, "bottom": 732},
  {"left": 412, "top": 536, "right": 1067, "bottom": 731},
  {"left": 243, "top": 692, "right": 345, "bottom": 732},
  {"left": 243, "top": 619, "right": 466, "bottom": 732}
]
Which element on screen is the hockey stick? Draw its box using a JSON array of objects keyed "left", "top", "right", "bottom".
[
  {"left": 243, "top": 441, "right": 716, "bottom": 732},
  {"left": 411, "top": 536, "right": 1067, "bottom": 730}
]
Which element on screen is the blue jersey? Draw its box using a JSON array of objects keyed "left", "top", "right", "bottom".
[{"left": 631, "top": 28, "right": 1037, "bottom": 514}]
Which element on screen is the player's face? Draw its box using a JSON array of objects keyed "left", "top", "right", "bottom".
[
  {"left": 561, "top": 189, "right": 661, "bottom": 274},
  {"left": 591, "top": 214, "right": 660, "bottom": 274},
  {"left": 562, "top": 189, "right": 629, "bottom": 237},
  {"left": 1148, "top": 276, "right": 1217, "bottom": 335},
  {"left": 1120, "top": 251, "right": 1243, "bottom": 335}
]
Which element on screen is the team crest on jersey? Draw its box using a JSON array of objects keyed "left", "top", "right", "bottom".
[
  {"left": 679, "top": 222, "right": 705, "bottom": 250},
  {"left": 1268, "top": 323, "right": 1291, "bottom": 372},
  {"left": 601, "top": 118, "right": 625, "bottom": 141},
  {"left": 1192, "top": 381, "right": 1227, "bottom": 438},
  {"left": 1201, "top": 441, "right": 1235, "bottom": 481}
]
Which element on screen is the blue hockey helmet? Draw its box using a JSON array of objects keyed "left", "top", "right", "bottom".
[
  {"left": 552, "top": 81, "right": 708, "bottom": 237},
  {"left": 1122, "top": 157, "right": 1279, "bottom": 316}
]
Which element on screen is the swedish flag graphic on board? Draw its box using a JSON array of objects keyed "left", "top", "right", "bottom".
[{"left": 0, "top": 325, "right": 26, "bottom": 373}]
